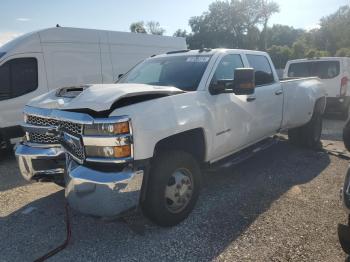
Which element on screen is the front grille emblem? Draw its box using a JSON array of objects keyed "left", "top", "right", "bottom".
[{"left": 46, "top": 126, "right": 61, "bottom": 137}]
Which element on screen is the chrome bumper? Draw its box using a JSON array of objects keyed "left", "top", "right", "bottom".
[
  {"left": 15, "top": 143, "right": 144, "bottom": 217},
  {"left": 15, "top": 143, "right": 65, "bottom": 181},
  {"left": 65, "top": 158, "right": 144, "bottom": 217}
]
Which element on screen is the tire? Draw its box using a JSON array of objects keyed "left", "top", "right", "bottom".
[
  {"left": 341, "top": 104, "right": 350, "bottom": 120},
  {"left": 288, "top": 107, "right": 323, "bottom": 149},
  {"left": 142, "top": 150, "right": 202, "bottom": 227},
  {"left": 343, "top": 123, "right": 350, "bottom": 152}
]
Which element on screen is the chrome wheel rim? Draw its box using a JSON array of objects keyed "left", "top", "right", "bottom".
[{"left": 165, "top": 168, "right": 193, "bottom": 213}]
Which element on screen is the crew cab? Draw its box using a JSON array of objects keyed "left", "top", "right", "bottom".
[{"left": 15, "top": 49, "right": 326, "bottom": 226}]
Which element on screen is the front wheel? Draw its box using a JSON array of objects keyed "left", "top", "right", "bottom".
[{"left": 142, "top": 151, "right": 202, "bottom": 227}]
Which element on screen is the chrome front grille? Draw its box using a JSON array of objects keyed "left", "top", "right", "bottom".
[
  {"left": 29, "top": 133, "right": 59, "bottom": 144},
  {"left": 27, "top": 115, "right": 83, "bottom": 137},
  {"left": 60, "top": 121, "right": 83, "bottom": 135},
  {"left": 26, "top": 114, "right": 84, "bottom": 162},
  {"left": 27, "top": 115, "right": 59, "bottom": 127}
]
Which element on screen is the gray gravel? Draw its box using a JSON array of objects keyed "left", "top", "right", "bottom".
[{"left": 0, "top": 118, "right": 349, "bottom": 262}]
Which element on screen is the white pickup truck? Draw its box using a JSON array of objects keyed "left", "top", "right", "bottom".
[{"left": 15, "top": 49, "right": 326, "bottom": 226}]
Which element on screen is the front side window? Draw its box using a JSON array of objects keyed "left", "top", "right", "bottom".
[
  {"left": 246, "top": 54, "right": 275, "bottom": 86},
  {"left": 211, "top": 54, "right": 244, "bottom": 84},
  {"left": 0, "top": 58, "right": 38, "bottom": 101},
  {"left": 119, "top": 55, "right": 212, "bottom": 91}
]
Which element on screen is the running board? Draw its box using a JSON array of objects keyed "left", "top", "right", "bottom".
[{"left": 207, "top": 137, "right": 278, "bottom": 171}]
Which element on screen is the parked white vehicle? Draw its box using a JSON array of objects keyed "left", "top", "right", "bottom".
[
  {"left": 284, "top": 57, "right": 350, "bottom": 117},
  {"left": 0, "top": 27, "right": 186, "bottom": 148},
  {"left": 16, "top": 49, "right": 326, "bottom": 226}
]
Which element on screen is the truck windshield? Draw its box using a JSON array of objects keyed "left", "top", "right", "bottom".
[
  {"left": 118, "top": 55, "right": 212, "bottom": 91},
  {"left": 288, "top": 61, "right": 340, "bottom": 79}
]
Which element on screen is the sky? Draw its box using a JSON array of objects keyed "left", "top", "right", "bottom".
[{"left": 0, "top": 0, "right": 349, "bottom": 45}]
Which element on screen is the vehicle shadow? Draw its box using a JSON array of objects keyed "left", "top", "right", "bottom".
[{"left": 0, "top": 140, "right": 331, "bottom": 261}]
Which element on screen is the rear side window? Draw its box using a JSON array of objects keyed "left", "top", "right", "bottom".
[
  {"left": 288, "top": 61, "right": 340, "bottom": 79},
  {"left": 246, "top": 55, "right": 275, "bottom": 86},
  {"left": 0, "top": 58, "right": 38, "bottom": 100}
]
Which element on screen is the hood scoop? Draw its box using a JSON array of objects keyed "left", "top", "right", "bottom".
[{"left": 56, "top": 85, "right": 91, "bottom": 98}]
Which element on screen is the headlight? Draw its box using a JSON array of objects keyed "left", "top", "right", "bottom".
[
  {"left": 83, "top": 119, "right": 132, "bottom": 160},
  {"left": 85, "top": 145, "right": 131, "bottom": 158},
  {"left": 84, "top": 122, "right": 130, "bottom": 136}
]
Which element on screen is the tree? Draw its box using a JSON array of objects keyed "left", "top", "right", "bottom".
[
  {"left": 292, "top": 40, "right": 307, "bottom": 59},
  {"left": 146, "top": 21, "right": 166, "bottom": 35},
  {"left": 336, "top": 48, "right": 350, "bottom": 57},
  {"left": 265, "top": 25, "right": 305, "bottom": 48},
  {"left": 130, "top": 21, "right": 146, "bottom": 33},
  {"left": 260, "top": 0, "right": 280, "bottom": 50},
  {"left": 267, "top": 45, "right": 292, "bottom": 69},
  {"left": 187, "top": 0, "right": 279, "bottom": 49},
  {"left": 130, "top": 21, "right": 166, "bottom": 35},
  {"left": 173, "top": 29, "right": 188, "bottom": 38}
]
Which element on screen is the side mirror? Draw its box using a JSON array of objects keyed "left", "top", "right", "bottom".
[
  {"left": 209, "top": 80, "right": 234, "bottom": 95},
  {"left": 233, "top": 68, "right": 255, "bottom": 95}
]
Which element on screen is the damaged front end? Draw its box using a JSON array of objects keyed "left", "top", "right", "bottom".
[{"left": 15, "top": 105, "right": 144, "bottom": 217}]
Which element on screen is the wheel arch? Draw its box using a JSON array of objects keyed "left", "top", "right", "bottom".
[{"left": 153, "top": 128, "right": 207, "bottom": 165}]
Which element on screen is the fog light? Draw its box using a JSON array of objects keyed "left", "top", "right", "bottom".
[
  {"left": 85, "top": 145, "right": 131, "bottom": 158},
  {"left": 114, "top": 145, "right": 131, "bottom": 158}
]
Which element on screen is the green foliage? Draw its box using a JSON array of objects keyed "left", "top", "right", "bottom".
[
  {"left": 173, "top": 29, "right": 188, "bottom": 38},
  {"left": 130, "top": 21, "right": 146, "bottom": 33},
  {"left": 146, "top": 21, "right": 166, "bottom": 35},
  {"left": 130, "top": 21, "right": 165, "bottom": 35},
  {"left": 187, "top": 0, "right": 279, "bottom": 49},
  {"left": 265, "top": 25, "right": 304, "bottom": 47},
  {"left": 267, "top": 45, "right": 292, "bottom": 69},
  {"left": 132, "top": 3, "right": 350, "bottom": 67},
  {"left": 305, "top": 49, "right": 330, "bottom": 58},
  {"left": 336, "top": 48, "right": 350, "bottom": 57}
]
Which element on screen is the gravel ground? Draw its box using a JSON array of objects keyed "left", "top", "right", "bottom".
[{"left": 0, "top": 118, "right": 349, "bottom": 262}]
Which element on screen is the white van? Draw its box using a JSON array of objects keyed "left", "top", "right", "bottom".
[
  {"left": 0, "top": 27, "right": 186, "bottom": 147},
  {"left": 284, "top": 57, "right": 350, "bottom": 117}
]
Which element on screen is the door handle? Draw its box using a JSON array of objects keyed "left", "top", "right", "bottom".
[
  {"left": 275, "top": 90, "right": 283, "bottom": 95},
  {"left": 246, "top": 96, "right": 256, "bottom": 102}
]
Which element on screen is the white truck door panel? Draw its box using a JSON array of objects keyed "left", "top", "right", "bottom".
[
  {"left": 245, "top": 54, "right": 283, "bottom": 142},
  {"left": 209, "top": 93, "right": 254, "bottom": 161},
  {"left": 207, "top": 54, "right": 253, "bottom": 161},
  {"left": 0, "top": 53, "right": 48, "bottom": 128}
]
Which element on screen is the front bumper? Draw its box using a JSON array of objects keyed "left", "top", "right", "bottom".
[
  {"left": 65, "top": 157, "right": 144, "bottom": 217},
  {"left": 325, "top": 96, "right": 350, "bottom": 112},
  {"left": 15, "top": 143, "right": 144, "bottom": 217},
  {"left": 15, "top": 143, "right": 65, "bottom": 181}
]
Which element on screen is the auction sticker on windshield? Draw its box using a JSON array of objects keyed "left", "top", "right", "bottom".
[{"left": 186, "top": 56, "right": 211, "bottom": 63}]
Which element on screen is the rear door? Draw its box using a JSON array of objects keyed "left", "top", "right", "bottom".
[{"left": 244, "top": 54, "right": 283, "bottom": 142}]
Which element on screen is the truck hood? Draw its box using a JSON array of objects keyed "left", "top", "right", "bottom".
[{"left": 28, "top": 83, "right": 184, "bottom": 112}]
